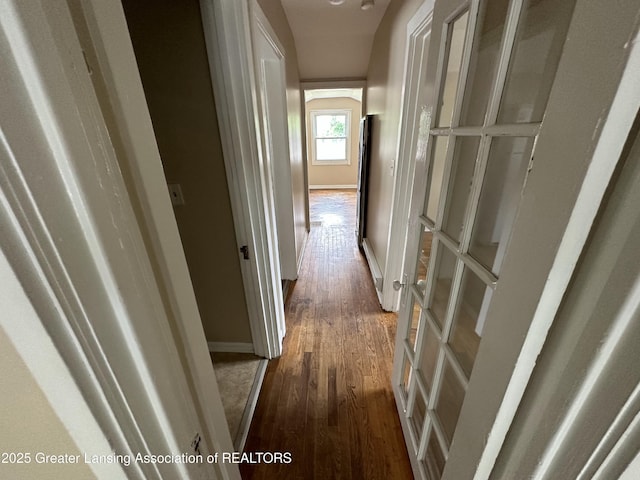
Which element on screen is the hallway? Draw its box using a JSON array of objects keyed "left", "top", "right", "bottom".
[{"left": 241, "top": 190, "right": 413, "bottom": 479}]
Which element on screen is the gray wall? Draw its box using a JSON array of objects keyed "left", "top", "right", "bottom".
[{"left": 365, "top": 0, "right": 424, "bottom": 274}]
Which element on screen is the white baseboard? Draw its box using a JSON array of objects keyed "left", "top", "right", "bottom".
[
  {"left": 297, "top": 229, "right": 309, "bottom": 276},
  {"left": 362, "top": 238, "right": 384, "bottom": 304},
  {"left": 236, "top": 359, "right": 268, "bottom": 452},
  {"left": 309, "top": 184, "right": 357, "bottom": 190},
  {"left": 207, "top": 342, "right": 254, "bottom": 353}
]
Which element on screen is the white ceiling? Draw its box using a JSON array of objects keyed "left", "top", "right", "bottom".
[{"left": 280, "top": 0, "right": 392, "bottom": 80}]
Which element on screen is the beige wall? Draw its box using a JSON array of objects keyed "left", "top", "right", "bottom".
[
  {"left": 122, "top": 0, "right": 252, "bottom": 343},
  {"left": 305, "top": 97, "right": 361, "bottom": 187},
  {"left": 365, "top": 0, "right": 424, "bottom": 272},
  {"left": 0, "top": 328, "right": 95, "bottom": 480},
  {"left": 257, "top": 0, "right": 308, "bottom": 263}
]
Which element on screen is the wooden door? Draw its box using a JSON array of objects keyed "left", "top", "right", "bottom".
[{"left": 391, "top": 0, "right": 577, "bottom": 477}]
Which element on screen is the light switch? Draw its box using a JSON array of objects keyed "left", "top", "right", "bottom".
[{"left": 167, "top": 183, "right": 185, "bottom": 206}]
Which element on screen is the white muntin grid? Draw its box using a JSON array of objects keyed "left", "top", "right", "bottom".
[{"left": 394, "top": 0, "right": 547, "bottom": 477}]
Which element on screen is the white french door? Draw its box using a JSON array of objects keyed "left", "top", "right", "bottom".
[{"left": 392, "top": 0, "right": 576, "bottom": 477}]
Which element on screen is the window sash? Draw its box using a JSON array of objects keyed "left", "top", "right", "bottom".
[
  {"left": 315, "top": 138, "right": 347, "bottom": 161},
  {"left": 311, "top": 110, "right": 351, "bottom": 164}
]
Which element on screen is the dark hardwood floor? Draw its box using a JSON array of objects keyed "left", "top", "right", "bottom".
[{"left": 241, "top": 189, "right": 413, "bottom": 479}]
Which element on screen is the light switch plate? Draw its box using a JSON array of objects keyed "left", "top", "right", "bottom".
[{"left": 167, "top": 183, "right": 185, "bottom": 206}]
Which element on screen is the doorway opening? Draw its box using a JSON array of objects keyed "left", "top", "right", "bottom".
[
  {"left": 303, "top": 87, "right": 364, "bottom": 234},
  {"left": 118, "top": 0, "right": 270, "bottom": 454}
]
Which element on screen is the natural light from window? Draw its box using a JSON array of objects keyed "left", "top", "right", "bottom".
[{"left": 311, "top": 110, "right": 350, "bottom": 164}]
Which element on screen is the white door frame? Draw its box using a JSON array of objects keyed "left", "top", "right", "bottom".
[
  {"left": 251, "top": 1, "right": 298, "bottom": 282},
  {"left": 200, "top": 0, "right": 285, "bottom": 358},
  {"left": 300, "top": 80, "right": 367, "bottom": 195},
  {"left": 0, "top": 1, "right": 238, "bottom": 478},
  {"left": 250, "top": 0, "right": 292, "bottom": 343},
  {"left": 71, "top": 1, "right": 240, "bottom": 477},
  {"left": 381, "top": 0, "right": 435, "bottom": 312}
]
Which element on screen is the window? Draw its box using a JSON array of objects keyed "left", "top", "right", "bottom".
[{"left": 311, "top": 110, "right": 351, "bottom": 165}]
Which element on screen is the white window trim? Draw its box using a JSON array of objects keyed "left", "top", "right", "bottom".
[{"left": 310, "top": 109, "right": 351, "bottom": 165}]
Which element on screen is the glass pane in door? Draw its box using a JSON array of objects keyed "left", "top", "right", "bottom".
[
  {"left": 418, "top": 323, "right": 440, "bottom": 395},
  {"left": 428, "top": 245, "right": 457, "bottom": 329},
  {"left": 436, "top": 11, "right": 470, "bottom": 127},
  {"left": 408, "top": 295, "right": 422, "bottom": 352},
  {"left": 423, "top": 429, "right": 446, "bottom": 479},
  {"left": 441, "top": 136, "right": 481, "bottom": 243},
  {"left": 459, "top": 0, "right": 510, "bottom": 126},
  {"left": 469, "top": 137, "right": 534, "bottom": 274},
  {"left": 402, "top": 354, "right": 412, "bottom": 397},
  {"left": 415, "top": 225, "right": 433, "bottom": 295},
  {"left": 411, "top": 388, "right": 428, "bottom": 441},
  {"left": 392, "top": 0, "right": 577, "bottom": 476},
  {"left": 497, "top": 0, "right": 576, "bottom": 124},
  {"left": 426, "top": 136, "right": 448, "bottom": 222},
  {"left": 435, "top": 359, "right": 466, "bottom": 443},
  {"left": 449, "top": 268, "right": 493, "bottom": 377}
]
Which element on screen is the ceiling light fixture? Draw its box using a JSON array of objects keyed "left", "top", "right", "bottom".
[
  {"left": 361, "top": 0, "right": 374, "bottom": 10},
  {"left": 329, "top": 0, "right": 346, "bottom": 5}
]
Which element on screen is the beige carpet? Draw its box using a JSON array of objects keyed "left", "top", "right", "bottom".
[{"left": 210, "top": 352, "right": 262, "bottom": 444}]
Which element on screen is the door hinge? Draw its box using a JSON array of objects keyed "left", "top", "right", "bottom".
[{"left": 240, "top": 245, "right": 250, "bottom": 260}]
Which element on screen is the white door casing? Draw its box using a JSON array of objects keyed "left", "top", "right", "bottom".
[
  {"left": 200, "top": 0, "right": 285, "bottom": 358},
  {"left": 250, "top": 1, "right": 295, "bottom": 344},
  {"left": 382, "top": 0, "right": 434, "bottom": 312},
  {"left": 67, "top": 2, "right": 239, "bottom": 477},
  {"left": 251, "top": 1, "right": 298, "bottom": 284},
  {"left": 391, "top": 0, "right": 640, "bottom": 478},
  {"left": 0, "top": 1, "right": 237, "bottom": 478},
  {"left": 0, "top": 221, "right": 128, "bottom": 480}
]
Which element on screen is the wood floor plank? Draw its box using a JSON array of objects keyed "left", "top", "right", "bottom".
[{"left": 241, "top": 190, "right": 413, "bottom": 479}]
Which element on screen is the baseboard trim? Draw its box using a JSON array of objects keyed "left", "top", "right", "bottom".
[
  {"left": 282, "top": 279, "right": 292, "bottom": 304},
  {"left": 236, "top": 359, "right": 268, "bottom": 452},
  {"left": 362, "top": 238, "right": 384, "bottom": 304},
  {"left": 297, "top": 229, "right": 309, "bottom": 275},
  {"left": 309, "top": 184, "right": 357, "bottom": 190},
  {"left": 207, "top": 342, "right": 254, "bottom": 353}
]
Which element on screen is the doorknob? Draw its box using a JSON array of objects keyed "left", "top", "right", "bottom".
[{"left": 393, "top": 280, "right": 405, "bottom": 291}]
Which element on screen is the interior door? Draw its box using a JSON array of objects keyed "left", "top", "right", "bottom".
[
  {"left": 391, "top": 0, "right": 576, "bottom": 477},
  {"left": 250, "top": 2, "right": 292, "bottom": 349}
]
